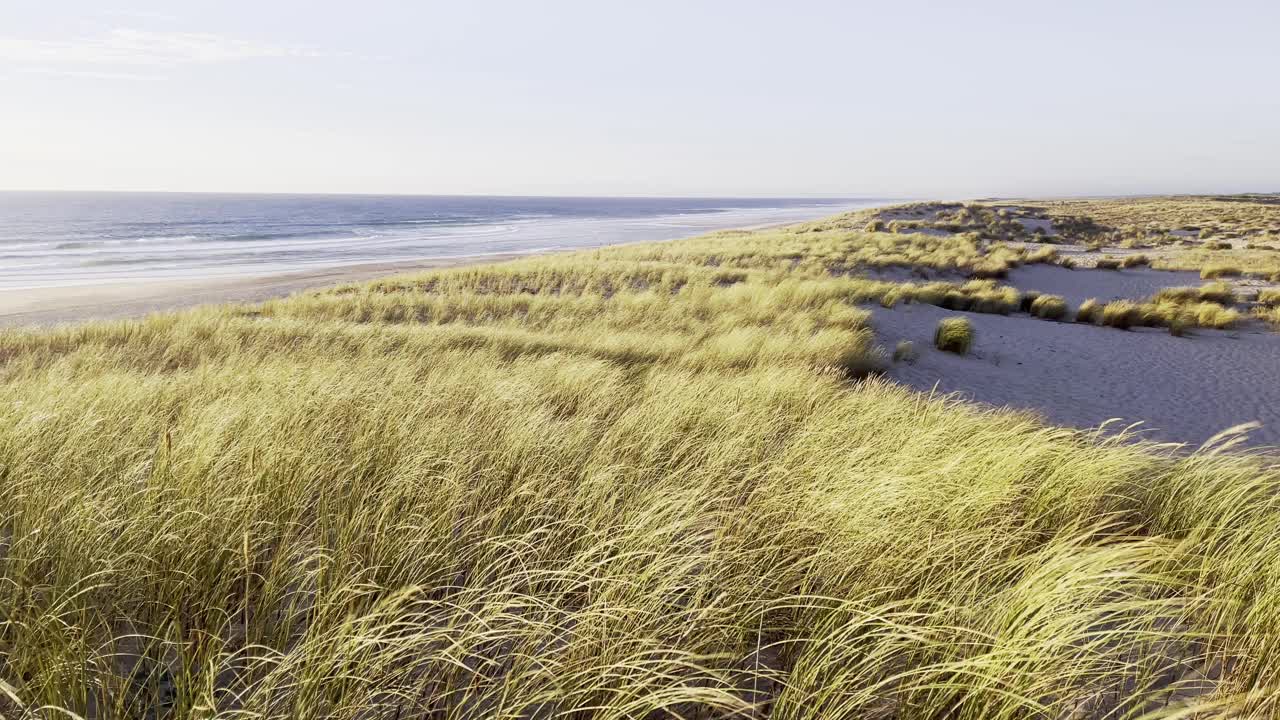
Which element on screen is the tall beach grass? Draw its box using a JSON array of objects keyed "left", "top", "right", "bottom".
[{"left": 0, "top": 222, "right": 1278, "bottom": 718}]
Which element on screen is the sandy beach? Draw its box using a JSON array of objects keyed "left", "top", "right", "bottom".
[{"left": 0, "top": 253, "right": 541, "bottom": 328}]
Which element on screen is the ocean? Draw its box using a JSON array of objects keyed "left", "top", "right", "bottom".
[{"left": 0, "top": 192, "right": 887, "bottom": 290}]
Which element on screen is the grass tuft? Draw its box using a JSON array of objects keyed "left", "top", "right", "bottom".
[
  {"left": 934, "top": 316, "right": 974, "bottom": 354},
  {"left": 1100, "top": 300, "right": 1145, "bottom": 329},
  {"left": 1154, "top": 282, "right": 1236, "bottom": 306},
  {"left": 1202, "top": 264, "right": 1243, "bottom": 279},
  {"left": 1030, "top": 294, "right": 1069, "bottom": 320},
  {"left": 1075, "top": 298, "right": 1101, "bottom": 324}
]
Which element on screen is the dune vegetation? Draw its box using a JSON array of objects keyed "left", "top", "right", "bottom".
[
  {"left": 846, "top": 195, "right": 1280, "bottom": 278},
  {"left": 2, "top": 220, "right": 1280, "bottom": 719}
]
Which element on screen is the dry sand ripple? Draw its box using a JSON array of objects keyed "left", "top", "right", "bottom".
[{"left": 876, "top": 302, "right": 1280, "bottom": 449}]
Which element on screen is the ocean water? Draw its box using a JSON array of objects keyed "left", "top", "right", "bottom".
[{"left": 0, "top": 192, "right": 887, "bottom": 290}]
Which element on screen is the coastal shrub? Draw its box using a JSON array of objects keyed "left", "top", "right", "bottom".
[
  {"left": 1029, "top": 294, "right": 1068, "bottom": 320},
  {"left": 1202, "top": 264, "right": 1242, "bottom": 279},
  {"left": 893, "top": 340, "right": 919, "bottom": 363},
  {"left": 934, "top": 317, "right": 973, "bottom": 354},
  {"left": 1119, "top": 254, "right": 1150, "bottom": 268},
  {"left": 1095, "top": 257, "right": 1122, "bottom": 270},
  {"left": 1075, "top": 298, "right": 1101, "bottom": 324}
]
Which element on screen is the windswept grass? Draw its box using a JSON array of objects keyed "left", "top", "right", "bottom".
[
  {"left": 1096, "top": 297, "right": 1240, "bottom": 331},
  {"left": 0, "top": 220, "right": 1279, "bottom": 718},
  {"left": 1255, "top": 305, "right": 1280, "bottom": 328},
  {"left": 933, "top": 316, "right": 974, "bottom": 354},
  {"left": 1100, "top": 300, "right": 1145, "bottom": 329},
  {"left": 1029, "top": 294, "right": 1068, "bottom": 320},
  {"left": 1076, "top": 298, "right": 1102, "bottom": 324},
  {"left": 1201, "top": 264, "right": 1243, "bottom": 279},
  {"left": 1154, "top": 282, "right": 1237, "bottom": 306}
]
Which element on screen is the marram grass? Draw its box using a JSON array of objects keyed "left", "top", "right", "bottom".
[
  {"left": 0, "top": 224, "right": 1279, "bottom": 719},
  {"left": 933, "top": 316, "right": 974, "bottom": 354}
]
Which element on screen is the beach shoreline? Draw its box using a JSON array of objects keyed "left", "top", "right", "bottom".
[
  {"left": 0, "top": 252, "right": 547, "bottom": 328},
  {"left": 0, "top": 197, "right": 880, "bottom": 328},
  {"left": 0, "top": 216, "right": 830, "bottom": 328}
]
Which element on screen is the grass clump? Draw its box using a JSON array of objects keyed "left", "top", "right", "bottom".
[
  {"left": 933, "top": 316, "right": 974, "bottom": 354},
  {"left": 1024, "top": 245, "right": 1058, "bottom": 264},
  {"left": 1154, "top": 282, "right": 1236, "bottom": 305},
  {"left": 1255, "top": 305, "right": 1280, "bottom": 328},
  {"left": 1100, "top": 300, "right": 1146, "bottom": 329},
  {"left": 1258, "top": 288, "right": 1280, "bottom": 306},
  {"left": 1075, "top": 298, "right": 1101, "bottom": 324},
  {"left": 1202, "top": 264, "right": 1243, "bottom": 279},
  {"left": 1096, "top": 257, "right": 1122, "bottom": 270},
  {"left": 1029, "top": 293, "right": 1069, "bottom": 320},
  {"left": 1120, "top": 253, "right": 1151, "bottom": 268}
]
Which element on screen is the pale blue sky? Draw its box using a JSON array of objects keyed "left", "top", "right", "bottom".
[{"left": 1, "top": 1, "right": 1277, "bottom": 197}]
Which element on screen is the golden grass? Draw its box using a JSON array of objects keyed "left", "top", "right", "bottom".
[
  {"left": 1254, "top": 305, "right": 1280, "bottom": 328},
  {"left": 933, "top": 316, "right": 974, "bottom": 354},
  {"left": 1096, "top": 297, "right": 1240, "bottom": 331},
  {"left": 1201, "top": 264, "right": 1244, "bottom": 279},
  {"left": 1024, "top": 195, "right": 1280, "bottom": 239},
  {"left": 1029, "top": 294, "right": 1068, "bottom": 320},
  {"left": 1154, "top": 282, "right": 1237, "bottom": 306},
  {"left": 1075, "top": 298, "right": 1101, "bottom": 324},
  {"left": 1, "top": 220, "right": 1279, "bottom": 717}
]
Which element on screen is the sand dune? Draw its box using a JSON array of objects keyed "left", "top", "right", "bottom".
[{"left": 876, "top": 302, "right": 1280, "bottom": 449}]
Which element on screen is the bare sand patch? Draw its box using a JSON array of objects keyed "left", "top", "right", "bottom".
[
  {"left": 875, "top": 302, "right": 1280, "bottom": 449},
  {"left": 1015, "top": 217, "right": 1057, "bottom": 236},
  {"left": 1007, "top": 264, "right": 1203, "bottom": 306}
]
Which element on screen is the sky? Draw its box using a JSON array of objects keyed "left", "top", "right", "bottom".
[{"left": 0, "top": 0, "right": 1277, "bottom": 198}]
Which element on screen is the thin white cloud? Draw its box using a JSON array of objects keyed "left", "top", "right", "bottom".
[
  {"left": 19, "top": 67, "right": 156, "bottom": 81},
  {"left": 0, "top": 28, "right": 327, "bottom": 68}
]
